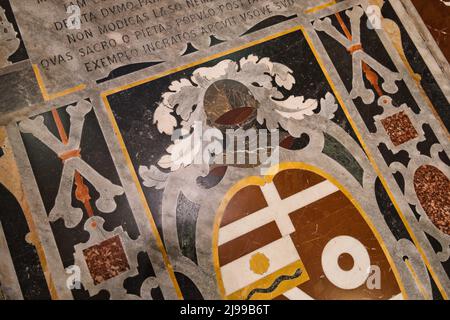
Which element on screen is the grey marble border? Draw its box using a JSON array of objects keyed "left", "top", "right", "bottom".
[{"left": 6, "top": 124, "right": 73, "bottom": 299}]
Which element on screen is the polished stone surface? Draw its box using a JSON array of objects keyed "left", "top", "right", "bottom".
[{"left": 0, "top": 0, "right": 449, "bottom": 300}]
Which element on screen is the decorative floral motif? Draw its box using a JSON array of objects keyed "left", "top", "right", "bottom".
[
  {"left": 153, "top": 55, "right": 317, "bottom": 137},
  {"left": 140, "top": 55, "right": 332, "bottom": 185}
]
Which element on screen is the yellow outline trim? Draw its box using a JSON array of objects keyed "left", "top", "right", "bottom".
[
  {"left": 32, "top": 64, "right": 86, "bottom": 101},
  {"left": 404, "top": 258, "right": 430, "bottom": 300},
  {"left": 304, "top": 0, "right": 337, "bottom": 14},
  {"left": 0, "top": 128, "right": 59, "bottom": 299}
]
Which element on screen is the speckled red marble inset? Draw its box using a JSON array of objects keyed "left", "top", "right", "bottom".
[
  {"left": 83, "top": 236, "right": 130, "bottom": 285},
  {"left": 381, "top": 111, "right": 418, "bottom": 146}
]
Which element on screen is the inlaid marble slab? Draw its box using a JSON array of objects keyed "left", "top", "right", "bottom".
[
  {"left": 0, "top": 0, "right": 448, "bottom": 300},
  {"left": 9, "top": 0, "right": 332, "bottom": 96}
]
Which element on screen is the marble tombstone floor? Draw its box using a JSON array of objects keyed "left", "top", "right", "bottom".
[{"left": 0, "top": 0, "right": 449, "bottom": 300}]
